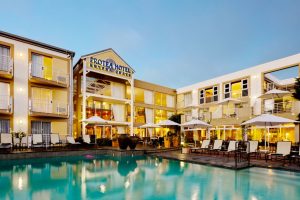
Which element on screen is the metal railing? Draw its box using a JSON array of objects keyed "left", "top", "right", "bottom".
[
  {"left": 263, "top": 101, "right": 293, "bottom": 114},
  {"left": 30, "top": 99, "right": 69, "bottom": 115},
  {"left": 29, "top": 63, "right": 69, "bottom": 85},
  {"left": 0, "top": 55, "right": 13, "bottom": 73},
  {"left": 0, "top": 95, "right": 12, "bottom": 111}
]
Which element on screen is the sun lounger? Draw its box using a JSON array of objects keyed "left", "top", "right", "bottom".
[
  {"left": 66, "top": 136, "right": 80, "bottom": 146},
  {"left": 50, "top": 133, "right": 62, "bottom": 148},
  {"left": 21, "top": 136, "right": 31, "bottom": 148},
  {"left": 0, "top": 133, "right": 12, "bottom": 150},
  {"left": 209, "top": 140, "right": 223, "bottom": 154},
  {"left": 191, "top": 139, "right": 211, "bottom": 153},
  {"left": 82, "top": 135, "right": 96, "bottom": 146},
  {"left": 221, "top": 141, "right": 238, "bottom": 157},
  {"left": 266, "top": 141, "right": 291, "bottom": 162},
  {"left": 32, "top": 134, "right": 44, "bottom": 148},
  {"left": 247, "top": 140, "right": 258, "bottom": 157}
]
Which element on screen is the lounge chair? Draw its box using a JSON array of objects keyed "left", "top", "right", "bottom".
[
  {"left": 32, "top": 134, "right": 44, "bottom": 148},
  {"left": 13, "top": 137, "right": 20, "bottom": 148},
  {"left": 0, "top": 133, "right": 12, "bottom": 150},
  {"left": 191, "top": 139, "right": 210, "bottom": 153},
  {"left": 247, "top": 140, "right": 258, "bottom": 157},
  {"left": 82, "top": 135, "right": 96, "bottom": 146},
  {"left": 21, "top": 136, "right": 32, "bottom": 148},
  {"left": 266, "top": 141, "right": 291, "bottom": 162},
  {"left": 208, "top": 140, "right": 223, "bottom": 154},
  {"left": 50, "top": 133, "right": 62, "bottom": 148},
  {"left": 221, "top": 141, "right": 238, "bottom": 157},
  {"left": 291, "top": 145, "right": 300, "bottom": 166},
  {"left": 66, "top": 136, "right": 80, "bottom": 146}
]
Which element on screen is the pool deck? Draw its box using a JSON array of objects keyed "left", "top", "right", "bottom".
[
  {"left": 153, "top": 150, "right": 300, "bottom": 172},
  {"left": 1, "top": 146, "right": 300, "bottom": 172}
]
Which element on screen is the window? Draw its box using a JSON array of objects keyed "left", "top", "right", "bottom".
[
  {"left": 184, "top": 92, "right": 192, "bottom": 107},
  {"left": 0, "top": 119, "right": 9, "bottom": 133},
  {"left": 0, "top": 45, "right": 11, "bottom": 71},
  {"left": 213, "top": 86, "right": 218, "bottom": 101},
  {"left": 242, "top": 79, "right": 248, "bottom": 97},
  {"left": 155, "top": 92, "right": 167, "bottom": 107},
  {"left": 154, "top": 109, "right": 167, "bottom": 124},
  {"left": 134, "top": 107, "right": 145, "bottom": 123},
  {"left": 134, "top": 88, "right": 144, "bottom": 103},
  {"left": 199, "top": 89, "right": 205, "bottom": 104},
  {"left": 224, "top": 83, "right": 230, "bottom": 99}
]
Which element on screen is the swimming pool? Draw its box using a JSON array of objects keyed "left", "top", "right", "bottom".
[{"left": 0, "top": 155, "right": 299, "bottom": 200}]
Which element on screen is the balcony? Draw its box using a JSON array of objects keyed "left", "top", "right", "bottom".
[
  {"left": 0, "top": 55, "right": 13, "bottom": 78},
  {"left": 0, "top": 95, "right": 13, "bottom": 114},
  {"left": 263, "top": 101, "right": 294, "bottom": 114},
  {"left": 29, "top": 99, "right": 69, "bottom": 118},
  {"left": 29, "top": 63, "right": 69, "bottom": 87}
]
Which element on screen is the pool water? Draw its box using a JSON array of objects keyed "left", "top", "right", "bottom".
[{"left": 0, "top": 155, "right": 299, "bottom": 200}]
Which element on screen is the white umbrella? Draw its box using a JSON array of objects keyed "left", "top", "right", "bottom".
[
  {"left": 157, "top": 120, "right": 180, "bottom": 126},
  {"left": 181, "top": 119, "right": 212, "bottom": 129},
  {"left": 259, "top": 89, "right": 291, "bottom": 99},
  {"left": 82, "top": 116, "right": 107, "bottom": 124},
  {"left": 241, "top": 114, "right": 296, "bottom": 149},
  {"left": 140, "top": 123, "right": 160, "bottom": 137}
]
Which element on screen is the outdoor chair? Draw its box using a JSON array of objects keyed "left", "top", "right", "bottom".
[
  {"left": 13, "top": 137, "right": 20, "bottom": 149},
  {"left": 50, "top": 133, "right": 62, "bottom": 148},
  {"left": 32, "top": 134, "right": 44, "bottom": 148},
  {"left": 291, "top": 145, "right": 300, "bottom": 166},
  {"left": 66, "top": 136, "right": 81, "bottom": 147},
  {"left": 221, "top": 141, "right": 238, "bottom": 157},
  {"left": 21, "top": 136, "right": 31, "bottom": 148},
  {"left": 247, "top": 140, "right": 259, "bottom": 157},
  {"left": 0, "top": 133, "right": 12, "bottom": 151},
  {"left": 266, "top": 141, "right": 291, "bottom": 163},
  {"left": 208, "top": 140, "right": 223, "bottom": 154},
  {"left": 191, "top": 139, "right": 210, "bottom": 153}
]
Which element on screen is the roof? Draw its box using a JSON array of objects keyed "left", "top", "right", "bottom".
[
  {"left": 0, "top": 30, "right": 75, "bottom": 57},
  {"left": 76, "top": 48, "right": 134, "bottom": 72}
]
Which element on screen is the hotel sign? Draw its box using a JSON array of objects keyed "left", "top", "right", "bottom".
[{"left": 88, "top": 57, "right": 132, "bottom": 78}]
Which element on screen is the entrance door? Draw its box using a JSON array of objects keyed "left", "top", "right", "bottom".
[{"left": 31, "top": 121, "right": 51, "bottom": 145}]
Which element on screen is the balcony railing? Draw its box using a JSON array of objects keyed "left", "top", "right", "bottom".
[
  {"left": 29, "top": 63, "right": 69, "bottom": 85},
  {"left": 0, "top": 95, "right": 13, "bottom": 112},
  {"left": 0, "top": 55, "right": 13, "bottom": 74},
  {"left": 263, "top": 101, "right": 293, "bottom": 114},
  {"left": 30, "top": 99, "right": 68, "bottom": 116}
]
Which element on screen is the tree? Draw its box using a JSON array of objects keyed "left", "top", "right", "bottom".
[{"left": 293, "top": 78, "right": 300, "bottom": 121}]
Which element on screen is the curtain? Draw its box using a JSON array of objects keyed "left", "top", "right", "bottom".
[
  {"left": 112, "top": 104, "right": 125, "bottom": 133},
  {"left": 0, "top": 119, "right": 9, "bottom": 133},
  {"left": 145, "top": 108, "right": 153, "bottom": 137},
  {"left": 144, "top": 90, "right": 153, "bottom": 104},
  {"left": 0, "top": 82, "right": 9, "bottom": 109},
  {"left": 166, "top": 95, "right": 174, "bottom": 107},
  {"left": 31, "top": 54, "right": 43, "bottom": 78},
  {"left": 184, "top": 93, "right": 192, "bottom": 107},
  {"left": 111, "top": 83, "right": 125, "bottom": 99},
  {"left": 31, "top": 121, "right": 51, "bottom": 145}
]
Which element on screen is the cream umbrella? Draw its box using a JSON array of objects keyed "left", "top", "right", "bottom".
[
  {"left": 241, "top": 114, "right": 296, "bottom": 149},
  {"left": 157, "top": 120, "right": 181, "bottom": 126},
  {"left": 218, "top": 98, "right": 243, "bottom": 118},
  {"left": 82, "top": 116, "right": 108, "bottom": 138},
  {"left": 259, "top": 89, "right": 291, "bottom": 99},
  {"left": 182, "top": 119, "right": 212, "bottom": 146},
  {"left": 139, "top": 123, "right": 161, "bottom": 137}
]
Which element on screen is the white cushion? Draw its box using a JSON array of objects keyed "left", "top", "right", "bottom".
[
  {"left": 67, "top": 136, "right": 76, "bottom": 144},
  {"left": 227, "top": 141, "right": 237, "bottom": 151},
  {"left": 51, "top": 134, "right": 60, "bottom": 144},
  {"left": 1, "top": 133, "right": 12, "bottom": 144},
  {"left": 249, "top": 141, "right": 258, "bottom": 153},
  {"left": 83, "top": 135, "right": 91, "bottom": 144},
  {"left": 276, "top": 141, "right": 291, "bottom": 156},
  {"left": 213, "top": 140, "right": 223, "bottom": 150},
  {"left": 32, "top": 134, "right": 43, "bottom": 145},
  {"left": 201, "top": 140, "right": 210, "bottom": 148}
]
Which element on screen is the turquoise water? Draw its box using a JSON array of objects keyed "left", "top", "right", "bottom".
[{"left": 0, "top": 155, "right": 299, "bottom": 200}]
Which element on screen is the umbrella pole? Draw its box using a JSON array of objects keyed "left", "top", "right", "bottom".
[{"left": 268, "top": 127, "right": 270, "bottom": 150}]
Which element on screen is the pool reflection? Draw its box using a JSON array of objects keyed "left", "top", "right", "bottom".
[{"left": 0, "top": 156, "right": 299, "bottom": 200}]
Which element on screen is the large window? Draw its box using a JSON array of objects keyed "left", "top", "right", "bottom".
[
  {"left": 0, "top": 45, "right": 11, "bottom": 72},
  {"left": 155, "top": 92, "right": 167, "bottom": 107},
  {"left": 134, "top": 88, "right": 144, "bottom": 103},
  {"left": 86, "top": 101, "right": 112, "bottom": 120},
  {"left": 199, "top": 86, "right": 218, "bottom": 104},
  {"left": 184, "top": 92, "right": 192, "bottom": 107},
  {"left": 224, "top": 79, "right": 248, "bottom": 99},
  {"left": 134, "top": 107, "right": 145, "bottom": 123},
  {"left": 154, "top": 109, "right": 167, "bottom": 124}
]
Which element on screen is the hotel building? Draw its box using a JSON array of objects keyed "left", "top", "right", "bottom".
[
  {"left": 0, "top": 31, "right": 74, "bottom": 144},
  {"left": 73, "top": 49, "right": 176, "bottom": 139},
  {"left": 177, "top": 55, "right": 300, "bottom": 143}
]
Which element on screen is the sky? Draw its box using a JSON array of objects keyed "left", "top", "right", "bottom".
[{"left": 1, "top": 0, "right": 300, "bottom": 88}]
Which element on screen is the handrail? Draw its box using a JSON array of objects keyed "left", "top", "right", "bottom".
[
  {"left": 263, "top": 101, "right": 293, "bottom": 114},
  {"left": 30, "top": 98, "right": 68, "bottom": 115},
  {"left": 0, "top": 55, "right": 13, "bottom": 73}
]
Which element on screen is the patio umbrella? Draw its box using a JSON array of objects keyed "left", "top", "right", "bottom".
[
  {"left": 182, "top": 119, "right": 212, "bottom": 146},
  {"left": 82, "top": 116, "right": 107, "bottom": 124},
  {"left": 241, "top": 114, "right": 296, "bottom": 149},
  {"left": 139, "top": 123, "right": 161, "bottom": 137},
  {"left": 157, "top": 120, "right": 180, "bottom": 126},
  {"left": 258, "top": 89, "right": 291, "bottom": 99},
  {"left": 218, "top": 98, "right": 243, "bottom": 117}
]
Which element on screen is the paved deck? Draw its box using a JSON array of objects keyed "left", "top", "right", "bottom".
[{"left": 153, "top": 150, "right": 300, "bottom": 172}]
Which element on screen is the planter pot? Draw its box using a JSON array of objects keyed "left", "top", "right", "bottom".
[
  {"left": 129, "top": 136, "right": 139, "bottom": 150},
  {"left": 164, "top": 140, "right": 170, "bottom": 148},
  {"left": 118, "top": 134, "right": 129, "bottom": 150},
  {"left": 182, "top": 147, "right": 190, "bottom": 154}
]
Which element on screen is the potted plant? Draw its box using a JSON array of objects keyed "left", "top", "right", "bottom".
[
  {"left": 12, "top": 130, "right": 26, "bottom": 146},
  {"left": 164, "top": 136, "right": 171, "bottom": 148},
  {"left": 172, "top": 135, "right": 179, "bottom": 147},
  {"left": 118, "top": 134, "right": 129, "bottom": 150},
  {"left": 129, "top": 135, "right": 139, "bottom": 150},
  {"left": 181, "top": 143, "right": 190, "bottom": 154}
]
